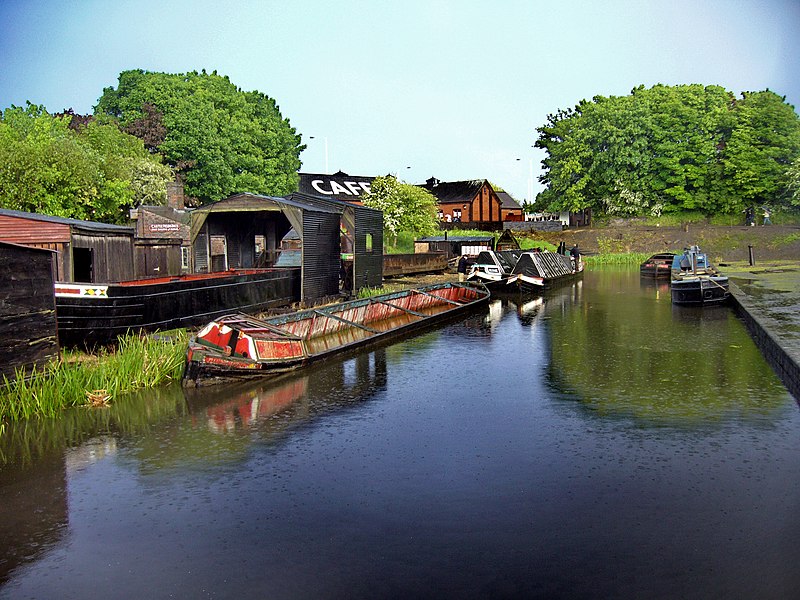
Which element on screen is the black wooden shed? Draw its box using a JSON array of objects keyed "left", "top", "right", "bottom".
[
  {"left": 0, "top": 241, "right": 59, "bottom": 379},
  {"left": 190, "top": 193, "right": 383, "bottom": 304},
  {"left": 284, "top": 192, "right": 383, "bottom": 292}
]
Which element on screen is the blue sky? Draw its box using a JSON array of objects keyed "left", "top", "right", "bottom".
[{"left": 1, "top": 0, "right": 798, "bottom": 203}]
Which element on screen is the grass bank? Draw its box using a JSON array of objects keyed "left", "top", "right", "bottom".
[
  {"left": 584, "top": 252, "right": 649, "bottom": 265},
  {"left": 0, "top": 330, "right": 189, "bottom": 426}
]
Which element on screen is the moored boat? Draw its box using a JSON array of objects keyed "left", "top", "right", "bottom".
[
  {"left": 670, "top": 246, "right": 729, "bottom": 305},
  {"left": 466, "top": 250, "right": 523, "bottom": 289},
  {"left": 640, "top": 253, "right": 675, "bottom": 279},
  {"left": 183, "top": 281, "right": 490, "bottom": 382},
  {"left": 506, "top": 251, "right": 583, "bottom": 292},
  {"left": 55, "top": 268, "right": 300, "bottom": 347}
]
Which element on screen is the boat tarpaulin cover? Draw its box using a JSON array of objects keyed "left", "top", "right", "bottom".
[{"left": 511, "top": 252, "right": 574, "bottom": 279}]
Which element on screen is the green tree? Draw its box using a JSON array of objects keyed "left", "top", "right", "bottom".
[
  {"left": 715, "top": 91, "right": 800, "bottom": 210},
  {"left": 787, "top": 157, "right": 800, "bottom": 207},
  {"left": 0, "top": 103, "right": 172, "bottom": 222},
  {"left": 535, "top": 84, "right": 800, "bottom": 217},
  {"left": 95, "top": 69, "right": 304, "bottom": 204},
  {"left": 361, "top": 175, "right": 438, "bottom": 247}
]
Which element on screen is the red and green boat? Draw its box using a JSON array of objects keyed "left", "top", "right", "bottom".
[{"left": 183, "top": 281, "right": 489, "bottom": 382}]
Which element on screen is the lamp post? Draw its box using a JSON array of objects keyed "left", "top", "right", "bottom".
[{"left": 308, "top": 136, "right": 329, "bottom": 173}]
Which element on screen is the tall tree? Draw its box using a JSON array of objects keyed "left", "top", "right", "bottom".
[
  {"left": 0, "top": 103, "right": 172, "bottom": 223},
  {"left": 361, "top": 175, "right": 439, "bottom": 247},
  {"left": 535, "top": 84, "right": 800, "bottom": 217},
  {"left": 787, "top": 157, "right": 800, "bottom": 207},
  {"left": 715, "top": 90, "right": 800, "bottom": 210},
  {"left": 95, "top": 70, "right": 304, "bottom": 204}
]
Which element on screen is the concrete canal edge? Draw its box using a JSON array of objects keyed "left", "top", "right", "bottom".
[{"left": 729, "top": 281, "right": 800, "bottom": 400}]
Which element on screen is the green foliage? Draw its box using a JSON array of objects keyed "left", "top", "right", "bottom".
[
  {"left": 0, "top": 103, "right": 172, "bottom": 222},
  {"left": 356, "top": 286, "right": 392, "bottom": 299},
  {"left": 585, "top": 252, "right": 648, "bottom": 265},
  {"left": 95, "top": 69, "right": 303, "bottom": 204},
  {"left": 518, "top": 237, "right": 556, "bottom": 252},
  {"left": 382, "top": 230, "right": 417, "bottom": 254},
  {"left": 536, "top": 85, "right": 800, "bottom": 218},
  {"left": 0, "top": 330, "right": 188, "bottom": 422},
  {"left": 787, "top": 157, "right": 800, "bottom": 207},
  {"left": 362, "top": 175, "right": 439, "bottom": 247}
]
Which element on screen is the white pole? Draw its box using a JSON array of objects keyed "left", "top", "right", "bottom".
[{"left": 528, "top": 159, "right": 533, "bottom": 204}]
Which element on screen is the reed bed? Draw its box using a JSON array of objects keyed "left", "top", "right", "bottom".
[
  {"left": 584, "top": 252, "right": 649, "bottom": 265},
  {"left": 0, "top": 330, "right": 189, "bottom": 424}
]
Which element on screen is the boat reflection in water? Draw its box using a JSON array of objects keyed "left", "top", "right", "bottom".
[
  {"left": 549, "top": 266, "right": 788, "bottom": 425},
  {"left": 184, "top": 347, "right": 388, "bottom": 437}
]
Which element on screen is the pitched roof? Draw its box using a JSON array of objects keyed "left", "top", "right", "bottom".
[
  {"left": 495, "top": 191, "right": 523, "bottom": 210},
  {"left": 419, "top": 179, "right": 486, "bottom": 203},
  {"left": 0, "top": 208, "right": 134, "bottom": 234}
]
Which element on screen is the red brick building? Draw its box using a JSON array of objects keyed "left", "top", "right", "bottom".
[{"left": 421, "top": 178, "right": 521, "bottom": 225}]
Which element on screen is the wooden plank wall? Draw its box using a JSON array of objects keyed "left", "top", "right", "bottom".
[{"left": 0, "top": 244, "right": 59, "bottom": 380}]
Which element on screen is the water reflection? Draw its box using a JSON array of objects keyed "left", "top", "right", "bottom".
[
  {"left": 548, "top": 267, "right": 790, "bottom": 425},
  {"left": 1, "top": 267, "right": 797, "bottom": 599},
  {"left": 186, "top": 348, "right": 388, "bottom": 437}
]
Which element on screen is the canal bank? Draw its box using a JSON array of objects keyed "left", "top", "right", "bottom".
[{"left": 725, "top": 262, "right": 800, "bottom": 401}]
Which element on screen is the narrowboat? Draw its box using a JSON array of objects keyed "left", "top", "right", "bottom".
[
  {"left": 183, "top": 281, "right": 490, "bottom": 382},
  {"left": 55, "top": 268, "right": 300, "bottom": 346},
  {"left": 670, "top": 246, "right": 729, "bottom": 305},
  {"left": 639, "top": 253, "right": 675, "bottom": 279},
  {"left": 506, "top": 251, "right": 583, "bottom": 292},
  {"left": 467, "top": 250, "right": 523, "bottom": 289}
]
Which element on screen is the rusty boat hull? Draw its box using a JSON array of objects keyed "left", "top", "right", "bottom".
[{"left": 183, "top": 281, "right": 490, "bottom": 382}]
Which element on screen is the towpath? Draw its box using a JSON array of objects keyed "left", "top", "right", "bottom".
[{"left": 725, "top": 261, "right": 800, "bottom": 399}]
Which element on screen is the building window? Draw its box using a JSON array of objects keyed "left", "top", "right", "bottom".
[
  {"left": 366, "top": 233, "right": 373, "bottom": 252},
  {"left": 453, "top": 209, "right": 462, "bottom": 222}
]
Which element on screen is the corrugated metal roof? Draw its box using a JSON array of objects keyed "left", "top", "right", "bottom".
[
  {"left": 195, "top": 192, "right": 342, "bottom": 215},
  {"left": 0, "top": 208, "right": 134, "bottom": 234},
  {"left": 286, "top": 191, "right": 382, "bottom": 215}
]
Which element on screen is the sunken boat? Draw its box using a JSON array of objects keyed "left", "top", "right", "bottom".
[
  {"left": 670, "top": 246, "right": 729, "bottom": 306},
  {"left": 640, "top": 252, "right": 675, "bottom": 279},
  {"left": 466, "top": 250, "right": 523, "bottom": 289},
  {"left": 183, "top": 281, "right": 490, "bottom": 382},
  {"left": 55, "top": 268, "right": 300, "bottom": 346},
  {"left": 506, "top": 251, "right": 583, "bottom": 292}
]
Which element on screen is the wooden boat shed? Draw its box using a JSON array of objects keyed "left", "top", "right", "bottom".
[
  {"left": 0, "top": 241, "right": 59, "bottom": 379},
  {"left": 0, "top": 208, "right": 135, "bottom": 283},
  {"left": 190, "top": 192, "right": 383, "bottom": 304}
]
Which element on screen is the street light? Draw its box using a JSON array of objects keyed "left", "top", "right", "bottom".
[
  {"left": 516, "top": 156, "right": 534, "bottom": 205},
  {"left": 308, "top": 136, "right": 329, "bottom": 173}
]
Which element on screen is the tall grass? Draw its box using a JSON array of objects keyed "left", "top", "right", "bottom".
[
  {"left": 357, "top": 286, "right": 393, "bottom": 299},
  {"left": 0, "top": 330, "right": 189, "bottom": 423},
  {"left": 585, "top": 252, "right": 649, "bottom": 265}
]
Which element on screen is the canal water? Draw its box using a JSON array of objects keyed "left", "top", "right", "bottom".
[{"left": 2, "top": 267, "right": 799, "bottom": 599}]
